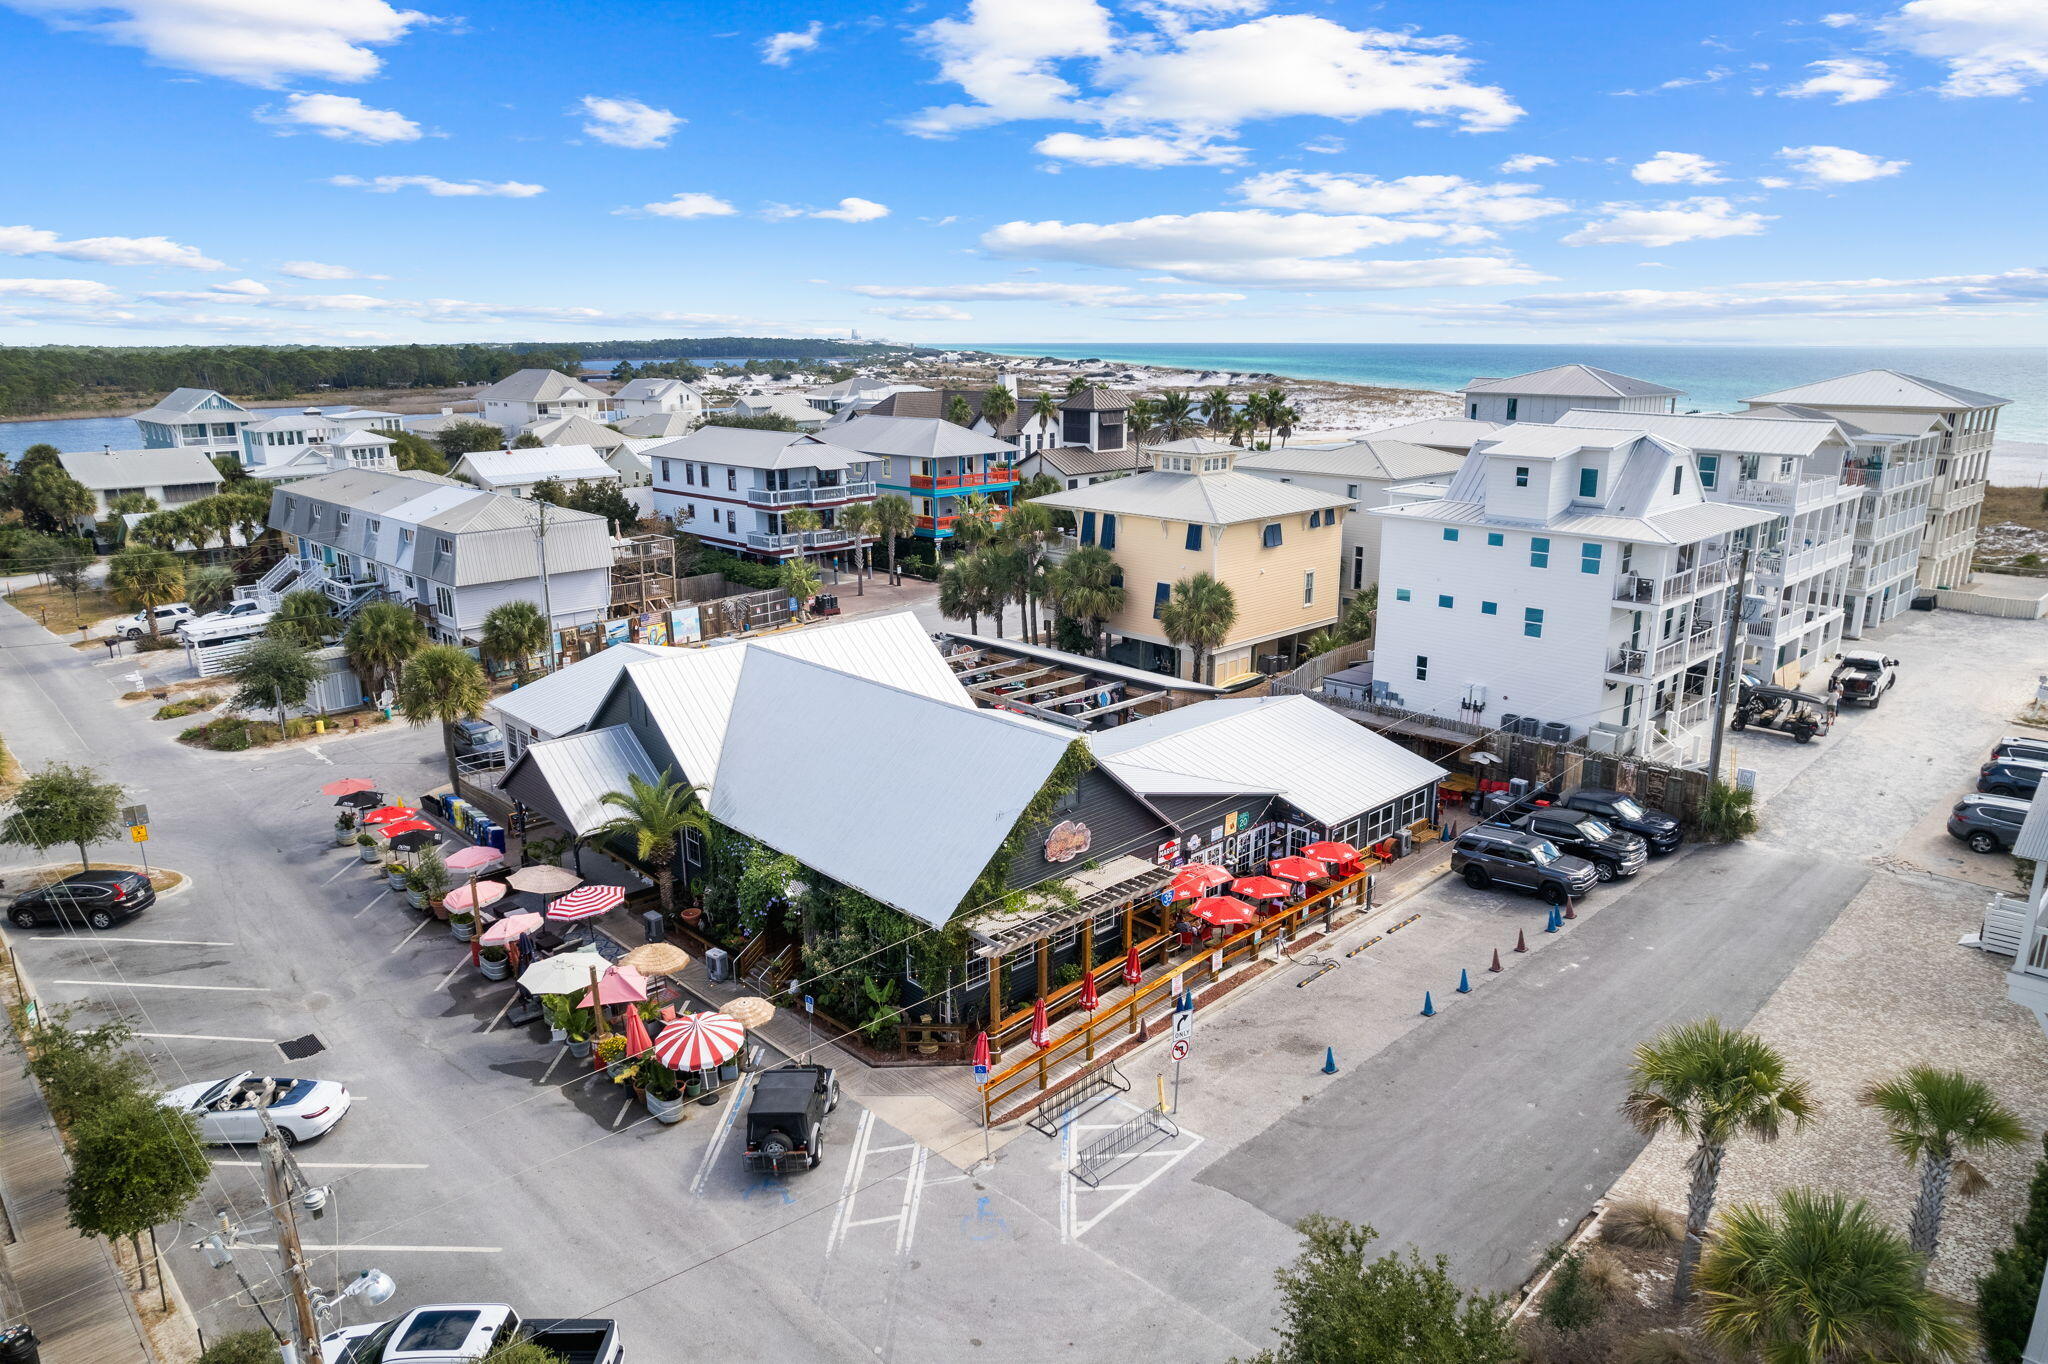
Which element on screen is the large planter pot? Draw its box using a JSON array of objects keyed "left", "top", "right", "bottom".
[
  {"left": 717, "top": 1060, "right": 739, "bottom": 1084},
  {"left": 644, "top": 1090, "right": 685, "bottom": 1124},
  {"left": 684, "top": 1076, "right": 704, "bottom": 1100},
  {"left": 478, "top": 954, "right": 508, "bottom": 980},
  {"left": 405, "top": 888, "right": 426, "bottom": 911},
  {"left": 449, "top": 916, "right": 474, "bottom": 943},
  {"left": 357, "top": 843, "right": 380, "bottom": 863},
  {"left": 429, "top": 898, "right": 449, "bottom": 921},
  {"left": 565, "top": 1037, "right": 592, "bottom": 1059},
  {"left": 548, "top": 1026, "right": 568, "bottom": 1044},
  {"left": 385, "top": 868, "right": 409, "bottom": 891},
  {"left": 679, "top": 906, "right": 703, "bottom": 928},
  {"left": 335, "top": 828, "right": 356, "bottom": 847}
]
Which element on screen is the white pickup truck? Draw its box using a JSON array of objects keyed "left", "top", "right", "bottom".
[{"left": 319, "top": 1303, "right": 622, "bottom": 1363}]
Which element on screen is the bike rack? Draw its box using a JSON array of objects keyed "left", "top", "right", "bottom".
[
  {"left": 1027, "top": 1059, "right": 1131, "bottom": 1138},
  {"left": 1070, "top": 1107, "right": 1178, "bottom": 1189}
]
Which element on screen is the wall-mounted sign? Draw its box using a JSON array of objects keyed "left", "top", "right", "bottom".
[
  {"left": 1044, "top": 820, "right": 1092, "bottom": 863},
  {"left": 1155, "top": 838, "right": 1179, "bottom": 865}
]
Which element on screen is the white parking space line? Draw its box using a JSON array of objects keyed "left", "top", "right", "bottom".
[
  {"left": 691, "top": 1073, "right": 752, "bottom": 1197},
  {"left": 612, "top": 1094, "right": 635, "bottom": 1129},
  {"left": 213, "top": 1160, "right": 428, "bottom": 1170},
  {"left": 822, "top": 1115, "right": 929, "bottom": 1259},
  {"left": 825, "top": 1110, "right": 875, "bottom": 1256},
  {"left": 322, "top": 863, "right": 357, "bottom": 885},
  {"left": 896, "top": 1146, "right": 930, "bottom": 1257},
  {"left": 138, "top": 1032, "right": 273, "bottom": 1044},
  {"left": 540, "top": 1048, "right": 567, "bottom": 1086},
  {"left": 485, "top": 991, "right": 518, "bottom": 1031},
  {"left": 247, "top": 1242, "right": 500, "bottom": 1254},
  {"left": 433, "top": 960, "right": 466, "bottom": 992},
  {"left": 389, "top": 921, "right": 431, "bottom": 954},
  {"left": 1060, "top": 1107, "right": 1206, "bottom": 1243},
  {"left": 36, "top": 936, "right": 236, "bottom": 947},
  {"left": 50, "top": 980, "right": 267, "bottom": 993}
]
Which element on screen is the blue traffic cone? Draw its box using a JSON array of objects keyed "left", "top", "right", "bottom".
[
  {"left": 1420, "top": 991, "right": 1436, "bottom": 1017},
  {"left": 1322, "top": 1046, "right": 1338, "bottom": 1075},
  {"left": 1456, "top": 968, "right": 1472, "bottom": 994},
  {"left": 1545, "top": 906, "right": 1561, "bottom": 933}
]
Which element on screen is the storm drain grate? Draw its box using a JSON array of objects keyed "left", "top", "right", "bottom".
[{"left": 277, "top": 1034, "right": 325, "bottom": 1061}]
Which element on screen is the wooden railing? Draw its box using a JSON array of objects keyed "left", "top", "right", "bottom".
[{"left": 978, "top": 868, "right": 1375, "bottom": 1124}]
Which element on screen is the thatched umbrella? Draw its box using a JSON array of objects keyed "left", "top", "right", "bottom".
[
  {"left": 724, "top": 996, "right": 776, "bottom": 1029},
  {"left": 620, "top": 942, "right": 692, "bottom": 979}
]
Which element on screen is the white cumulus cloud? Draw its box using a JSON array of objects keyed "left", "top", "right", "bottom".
[
  {"left": 1776, "top": 144, "right": 1908, "bottom": 182},
  {"left": 761, "top": 20, "right": 823, "bottom": 65},
  {"left": 1562, "top": 197, "right": 1773, "bottom": 247},
  {"left": 1034, "top": 131, "right": 1245, "bottom": 167},
  {"left": 811, "top": 197, "right": 890, "bottom": 222},
  {"left": 278, "top": 260, "right": 387, "bottom": 280},
  {"left": 5, "top": 0, "right": 432, "bottom": 87},
  {"left": 1781, "top": 57, "right": 1894, "bottom": 103},
  {"left": 867, "top": 304, "right": 973, "bottom": 321},
  {"left": 0, "top": 277, "right": 125, "bottom": 304},
  {"left": 1874, "top": 0, "right": 2048, "bottom": 97},
  {"left": 1630, "top": 151, "right": 1726, "bottom": 185},
  {"left": 0, "top": 223, "right": 224, "bottom": 269},
  {"left": 1498, "top": 154, "right": 1554, "bottom": 172},
  {"left": 625, "top": 192, "right": 739, "bottom": 219},
  {"left": 1233, "top": 170, "right": 1569, "bottom": 234},
  {"left": 577, "top": 96, "right": 681, "bottom": 149},
  {"left": 328, "top": 175, "right": 545, "bottom": 198},
  {"left": 256, "top": 92, "right": 421, "bottom": 143}
]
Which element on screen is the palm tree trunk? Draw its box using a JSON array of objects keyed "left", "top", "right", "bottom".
[
  {"left": 441, "top": 722, "right": 461, "bottom": 794},
  {"left": 1909, "top": 1149, "right": 1951, "bottom": 1269},
  {"left": 887, "top": 535, "right": 899, "bottom": 586},
  {"left": 653, "top": 859, "right": 675, "bottom": 920},
  {"left": 1675, "top": 1140, "right": 1724, "bottom": 1303}
]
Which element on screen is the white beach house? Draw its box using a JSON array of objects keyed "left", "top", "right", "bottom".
[
  {"left": 475, "top": 368, "right": 614, "bottom": 434},
  {"left": 1460, "top": 365, "right": 1683, "bottom": 425},
  {"left": 647, "top": 426, "right": 878, "bottom": 560},
  {"left": 132, "top": 388, "right": 257, "bottom": 462}
]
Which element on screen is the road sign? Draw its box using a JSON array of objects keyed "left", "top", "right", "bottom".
[
  {"left": 121, "top": 804, "right": 149, "bottom": 826},
  {"left": 803, "top": 994, "right": 815, "bottom": 1014},
  {"left": 129, "top": 825, "right": 149, "bottom": 843},
  {"left": 1170, "top": 1009, "right": 1193, "bottom": 1044},
  {"left": 1170, "top": 1039, "right": 1189, "bottom": 1061},
  {"left": 973, "top": 1063, "right": 989, "bottom": 1077}
]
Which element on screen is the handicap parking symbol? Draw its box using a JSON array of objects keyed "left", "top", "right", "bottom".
[
  {"left": 960, "top": 1195, "right": 1008, "bottom": 1242},
  {"left": 742, "top": 1173, "right": 796, "bottom": 1205}
]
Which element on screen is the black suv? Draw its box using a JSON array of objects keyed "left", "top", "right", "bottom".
[
  {"left": 1450, "top": 827, "right": 1599, "bottom": 905},
  {"left": 1506, "top": 807, "right": 1648, "bottom": 882},
  {"left": 1947, "top": 794, "right": 2029, "bottom": 854},
  {"left": 1980, "top": 758, "right": 2048, "bottom": 800},
  {"left": 743, "top": 1064, "right": 839, "bottom": 1174},
  {"left": 1557, "top": 788, "right": 1682, "bottom": 854},
  {"left": 8, "top": 871, "right": 154, "bottom": 930}
]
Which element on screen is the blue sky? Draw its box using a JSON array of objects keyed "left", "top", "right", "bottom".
[{"left": 1, "top": 0, "right": 2043, "bottom": 348}]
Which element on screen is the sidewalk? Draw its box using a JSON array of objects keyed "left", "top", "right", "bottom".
[{"left": 0, "top": 1031, "right": 156, "bottom": 1364}]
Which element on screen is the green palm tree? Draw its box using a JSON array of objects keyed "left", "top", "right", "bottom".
[
  {"left": 1158, "top": 573, "right": 1236, "bottom": 682},
  {"left": 591, "top": 770, "right": 710, "bottom": 922},
  {"left": 944, "top": 394, "right": 976, "bottom": 427},
  {"left": 343, "top": 600, "right": 426, "bottom": 701},
  {"left": 106, "top": 546, "right": 186, "bottom": 638},
  {"left": 1274, "top": 401, "right": 1300, "bottom": 447},
  {"left": 1157, "top": 391, "right": 1199, "bottom": 443},
  {"left": 982, "top": 383, "right": 1017, "bottom": 433},
  {"left": 1240, "top": 391, "right": 1273, "bottom": 447},
  {"left": 270, "top": 589, "right": 337, "bottom": 647},
  {"left": 870, "top": 494, "right": 916, "bottom": 584},
  {"left": 479, "top": 600, "right": 549, "bottom": 682},
  {"left": 396, "top": 644, "right": 491, "bottom": 792},
  {"left": 1032, "top": 390, "right": 1061, "bottom": 441},
  {"left": 1126, "top": 397, "right": 1159, "bottom": 471},
  {"left": 1860, "top": 1066, "right": 2026, "bottom": 1269},
  {"left": 839, "top": 501, "right": 877, "bottom": 596},
  {"left": 1046, "top": 544, "right": 1124, "bottom": 657},
  {"left": 952, "top": 494, "right": 1001, "bottom": 555},
  {"left": 1229, "top": 415, "right": 1253, "bottom": 448},
  {"left": 1695, "top": 1187, "right": 1974, "bottom": 1363},
  {"left": 779, "top": 555, "right": 821, "bottom": 611},
  {"left": 1002, "top": 500, "right": 1058, "bottom": 640},
  {"left": 1622, "top": 1017, "right": 1817, "bottom": 1302},
  {"left": 937, "top": 552, "right": 999, "bottom": 635},
  {"left": 1262, "top": 386, "right": 1291, "bottom": 445},
  {"left": 185, "top": 564, "right": 235, "bottom": 614},
  {"left": 1201, "top": 387, "right": 1234, "bottom": 434},
  {"left": 1064, "top": 376, "right": 1089, "bottom": 398}
]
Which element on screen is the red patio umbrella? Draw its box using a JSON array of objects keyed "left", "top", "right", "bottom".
[
  {"left": 620, "top": 1006, "right": 654, "bottom": 1061},
  {"left": 377, "top": 818, "right": 437, "bottom": 839},
  {"left": 972, "top": 1030, "right": 991, "bottom": 1072},
  {"left": 1301, "top": 841, "right": 1360, "bottom": 863},
  {"left": 321, "top": 777, "right": 376, "bottom": 797},
  {"left": 1122, "top": 945, "right": 1143, "bottom": 987},
  {"left": 1078, "top": 972, "right": 1099, "bottom": 1012},
  {"left": 1269, "top": 855, "right": 1329, "bottom": 883},
  {"left": 1187, "top": 896, "right": 1257, "bottom": 927},
  {"left": 360, "top": 805, "right": 414, "bottom": 826},
  {"left": 1169, "top": 862, "right": 1231, "bottom": 899},
  {"left": 1029, "top": 997, "right": 1050, "bottom": 1048},
  {"left": 1232, "top": 876, "right": 1292, "bottom": 901}
]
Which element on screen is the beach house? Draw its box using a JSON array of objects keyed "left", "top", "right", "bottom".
[
  {"left": 55, "top": 447, "right": 224, "bottom": 526},
  {"left": 813, "top": 415, "right": 1016, "bottom": 543},
  {"left": 239, "top": 406, "right": 405, "bottom": 481},
  {"left": 1236, "top": 437, "right": 1465, "bottom": 600},
  {"left": 475, "top": 368, "right": 614, "bottom": 434},
  {"left": 1461, "top": 365, "right": 1683, "bottom": 424},
  {"left": 131, "top": 388, "right": 257, "bottom": 462},
  {"left": 646, "top": 426, "right": 878, "bottom": 561},
  {"left": 610, "top": 377, "right": 703, "bottom": 422}
]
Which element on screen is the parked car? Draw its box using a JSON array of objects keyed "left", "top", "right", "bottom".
[
  {"left": 160, "top": 1070, "right": 351, "bottom": 1145},
  {"left": 1556, "top": 788, "right": 1683, "bottom": 854},
  {"left": 450, "top": 720, "right": 504, "bottom": 768},
  {"left": 1503, "top": 807, "right": 1648, "bottom": 882},
  {"left": 115, "top": 602, "right": 193, "bottom": 639},
  {"left": 1991, "top": 736, "right": 2048, "bottom": 765},
  {"left": 743, "top": 1064, "right": 839, "bottom": 1173},
  {"left": 1947, "top": 794, "right": 2031, "bottom": 854},
  {"left": 1979, "top": 757, "right": 2048, "bottom": 800},
  {"left": 1449, "top": 827, "right": 1599, "bottom": 905},
  {"left": 176, "top": 599, "right": 268, "bottom": 636},
  {"left": 7, "top": 870, "right": 153, "bottom": 930},
  {"left": 1828, "top": 650, "right": 1899, "bottom": 707},
  {"left": 320, "top": 1304, "right": 620, "bottom": 1364},
  {"left": 1732, "top": 685, "right": 1833, "bottom": 743}
]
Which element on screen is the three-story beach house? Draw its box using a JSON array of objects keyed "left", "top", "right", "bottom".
[
  {"left": 813, "top": 415, "right": 1016, "bottom": 543},
  {"left": 647, "top": 426, "right": 878, "bottom": 561}
]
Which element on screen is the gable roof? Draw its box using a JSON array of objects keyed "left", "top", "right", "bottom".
[
  {"left": 1031, "top": 466, "right": 1349, "bottom": 523},
  {"left": 1034, "top": 445, "right": 1151, "bottom": 478},
  {"left": 613, "top": 411, "right": 698, "bottom": 439},
  {"left": 475, "top": 368, "right": 611, "bottom": 405},
  {"left": 491, "top": 643, "right": 688, "bottom": 740},
  {"left": 1741, "top": 369, "right": 2009, "bottom": 411},
  {"left": 523, "top": 413, "right": 624, "bottom": 450},
  {"left": 502, "top": 725, "right": 666, "bottom": 837},
  {"left": 1365, "top": 417, "right": 1501, "bottom": 452},
  {"left": 1087, "top": 695, "right": 1446, "bottom": 826},
  {"left": 711, "top": 649, "right": 1075, "bottom": 927},
  {"left": 1736, "top": 404, "right": 1941, "bottom": 441},
  {"left": 1463, "top": 364, "right": 1682, "bottom": 399},
  {"left": 812, "top": 414, "right": 1016, "bottom": 461},
  {"left": 56, "top": 446, "right": 224, "bottom": 491},
  {"left": 130, "top": 389, "right": 252, "bottom": 423},
  {"left": 613, "top": 377, "right": 701, "bottom": 404},
  {"left": 1236, "top": 438, "right": 1460, "bottom": 484},
  {"left": 1554, "top": 409, "right": 1847, "bottom": 457},
  {"left": 729, "top": 393, "right": 829, "bottom": 424},
  {"left": 642, "top": 425, "right": 854, "bottom": 471},
  {"left": 451, "top": 445, "right": 619, "bottom": 489}
]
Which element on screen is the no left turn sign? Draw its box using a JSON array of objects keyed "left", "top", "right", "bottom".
[{"left": 1170, "top": 1039, "right": 1190, "bottom": 1061}]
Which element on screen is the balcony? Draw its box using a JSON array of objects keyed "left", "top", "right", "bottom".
[
  {"left": 1607, "top": 628, "right": 1721, "bottom": 678},
  {"left": 744, "top": 528, "right": 854, "bottom": 552},
  {"left": 1841, "top": 460, "right": 1936, "bottom": 493},
  {"left": 1747, "top": 602, "right": 1843, "bottom": 646},
  {"left": 914, "top": 515, "right": 959, "bottom": 534},
  {"left": 744, "top": 480, "right": 877, "bottom": 507},
  {"left": 1930, "top": 480, "right": 1986, "bottom": 513},
  {"left": 1732, "top": 474, "right": 1842, "bottom": 510},
  {"left": 1754, "top": 536, "right": 1854, "bottom": 584},
  {"left": 1856, "top": 507, "right": 1924, "bottom": 543},
  {"left": 1611, "top": 557, "right": 1736, "bottom": 605},
  {"left": 906, "top": 466, "right": 1018, "bottom": 492}
]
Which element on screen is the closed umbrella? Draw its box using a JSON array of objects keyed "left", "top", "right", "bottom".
[
  {"left": 1122, "top": 945, "right": 1142, "bottom": 987},
  {"left": 972, "top": 1030, "right": 991, "bottom": 1073},
  {"left": 508, "top": 865, "right": 582, "bottom": 896},
  {"left": 723, "top": 996, "right": 776, "bottom": 1029},
  {"left": 517, "top": 948, "right": 609, "bottom": 997},
  {"left": 1231, "top": 876, "right": 1292, "bottom": 901},
  {"left": 578, "top": 965, "right": 649, "bottom": 1008},
  {"left": 651, "top": 1012, "right": 745, "bottom": 1071},
  {"left": 1078, "top": 972, "right": 1099, "bottom": 1012},
  {"left": 480, "top": 911, "right": 543, "bottom": 946},
  {"left": 1188, "top": 896, "right": 1257, "bottom": 927},
  {"left": 1268, "top": 855, "right": 1329, "bottom": 884},
  {"left": 445, "top": 845, "right": 502, "bottom": 872},
  {"left": 549, "top": 884, "right": 624, "bottom": 921},
  {"left": 620, "top": 1006, "right": 654, "bottom": 1060},
  {"left": 443, "top": 880, "right": 504, "bottom": 914},
  {"left": 321, "top": 778, "right": 377, "bottom": 797},
  {"left": 1029, "top": 997, "right": 1050, "bottom": 1048},
  {"left": 619, "top": 943, "right": 691, "bottom": 979}
]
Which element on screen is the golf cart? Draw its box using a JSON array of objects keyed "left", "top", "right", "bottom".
[
  {"left": 742, "top": 1064, "right": 839, "bottom": 1174},
  {"left": 1732, "top": 684, "right": 1834, "bottom": 744}
]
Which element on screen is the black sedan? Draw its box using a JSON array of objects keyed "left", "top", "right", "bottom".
[{"left": 8, "top": 871, "right": 154, "bottom": 930}]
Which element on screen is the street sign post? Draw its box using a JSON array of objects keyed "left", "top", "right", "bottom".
[
  {"left": 128, "top": 821, "right": 151, "bottom": 874},
  {"left": 1169, "top": 994, "right": 1194, "bottom": 1112},
  {"left": 803, "top": 994, "right": 815, "bottom": 1051}
]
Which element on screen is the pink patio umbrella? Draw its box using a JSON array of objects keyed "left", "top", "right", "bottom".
[
  {"left": 1078, "top": 972, "right": 1099, "bottom": 1012},
  {"left": 445, "top": 845, "right": 502, "bottom": 872},
  {"left": 443, "top": 880, "right": 505, "bottom": 914},
  {"left": 1268, "top": 855, "right": 1330, "bottom": 884},
  {"left": 321, "top": 777, "right": 376, "bottom": 797},
  {"left": 1029, "top": 997, "right": 1050, "bottom": 1048},
  {"left": 1187, "top": 896, "right": 1257, "bottom": 927},
  {"left": 548, "top": 884, "right": 624, "bottom": 922},
  {"left": 480, "top": 911, "right": 543, "bottom": 946},
  {"left": 578, "top": 964, "right": 649, "bottom": 1008},
  {"left": 1231, "top": 876, "right": 1293, "bottom": 901},
  {"left": 651, "top": 1012, "right": 745, "bottom": 1071},
  {"left": 1122, "top": 945, "right": 1143, "bottom": 988}
]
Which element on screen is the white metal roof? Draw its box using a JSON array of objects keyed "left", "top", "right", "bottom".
[
  {"left": 1463, "top": 364, "right": 1682, "bottom": 399},
  {"left": 131, "top": 389, "right": 251, "bottom": 423},
  {"left": 2016, "top": 791, "right": 2048, "bottom": 862},
  {"left": 56, "top": 446, "right": 223, "bottom": 490},
  {"left": 614, "top": 377, "right": 701, "bottom": 403},
  {"left": 614, "top": 412, "right": 697, "bottom": 439},
  {"left": 1375, "top": 495, "right": 1772, "bottom": 545},
  {"left": 452, "top": 445, "right": 620, "bottom": 489},
  {"left": 1469, "top": 426, "right": 1638, "bottom": 460},
  {"left": 523, "top": 414, "right": 624, "bottom": 450},
  {"left": 641, "top": 426, "right": 854, "bottom": 471},
  {"left": 1554, "top": 409, "right": 1847, "bottom": 457},
  {"left": 1032, "top": 466, "right": 1349, "bottom": 524},
  {"left": 1236, "top": 438, "right": 1461, "bottom": 484},
  {"left": 1743, "top": 369, "right": 2010, "bottom": 411},
  {"left": 474, "top": 368, "right": 611, "bottom": 404},
  {"left": 1088, "top": 695, "right": 1447, "bottom": 827},
  {"left": 509, "top": 725, "right": 666, "bottom": 837},
  {"left": 712, "top": 649, "right": 1076, "bottom": 928},
  {"left": 1365, "top": 417, "right": 1501, "bottom": 452},
  {"left": 491, "top": 643, "right": 689, "bottom": 740},
  {"left": 812, "top": 414, "right": 1016, "bottom": 461}
]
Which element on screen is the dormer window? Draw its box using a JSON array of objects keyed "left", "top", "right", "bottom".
[
  {"left": 1579, "top": 468, "right": 1599, "bottom": 499},
  {"left": 1161, "top": 455, "right": 1192, "bottom": 472},
  {"left": 1200, "top": 456, "right": 1228, "bottom": 473}
]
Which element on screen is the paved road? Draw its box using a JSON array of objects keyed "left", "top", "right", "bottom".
[{"left": 1196, "top": 841, "right": 1869, "bottom": 1290}]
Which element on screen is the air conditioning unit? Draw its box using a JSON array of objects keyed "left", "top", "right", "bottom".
[
  {"left": 1540, "top": 720, "right": 1573, "bottom": 743},
  {"left": 1498, "top": 712, "right": 1521, "bottom": 734},
  {"left": 1584, "top": 724, "right": 1625, "bottom": 755},
  {"left": 1517, "top": 715, "right": 1541, "bottom": 737},
  {"left": 1257, "top": 654, "right": 1287, "bottom": 674}
]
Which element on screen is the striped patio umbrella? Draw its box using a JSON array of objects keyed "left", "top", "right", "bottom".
[
  {"left": 548, "top": 884, "right": 624, "bottom": 921},
  {"left": 651, "top": 1012, "right": 746, "bottom": 1071}
]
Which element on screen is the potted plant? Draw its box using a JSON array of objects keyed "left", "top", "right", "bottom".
[
  {"left": 594, "top": 1034, "right": 627, "bottom": 1075},
  {"left": 679, "top": 903, "right": 704, "bottom": 929},
  {"left": 478, "top": 942, "right": 509, "bottom": 980},
  {"left": 448, "top": 906, "right": 474, "bottom": 942},
  {"left": 683, "top": 1071, "right": 704, "bottom": 1100},
  {"left": 410, "top": 848, "right": 450, "bottom": 919},
  {"left": 335, "top": 811, "right": 357, "bottom": 846},
  {"left": 640, "top": 1059, "right": 685, "bottom": 1124},
  {"left": 355, "top": 831, "right": 380, "bottom": 863},
  {"left": 383, "top": 860, "right": 409, "bottom": 892},
  {"left": 539, "top": 994, "right": 573, "bottom": 1043},
  {"left": 563, "top": 1006, "right": 595, "bottom": 1059}
]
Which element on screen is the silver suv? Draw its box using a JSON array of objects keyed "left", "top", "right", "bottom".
[{"left": 1451, "top": 827, "right": 1600, "bottom": 905}]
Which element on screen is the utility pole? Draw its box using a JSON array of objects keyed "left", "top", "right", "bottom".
[
  {"left": 1705, "top": 543, "right": 1752, "bottom": 784},
  {"left": 532, "top": 498, "right": 558, "bottom": 676},
  {"left": 261, "top": 1117, "right": 320, "bottom": 1362}
]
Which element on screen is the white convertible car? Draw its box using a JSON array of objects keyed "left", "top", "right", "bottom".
[{"left": 162, "top": 1071, "right": 352, "bottom": 1145}]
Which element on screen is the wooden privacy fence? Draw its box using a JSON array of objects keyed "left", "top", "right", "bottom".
[{"left": 978, "top": 867, "right": 1375, "bottom": 1125}]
